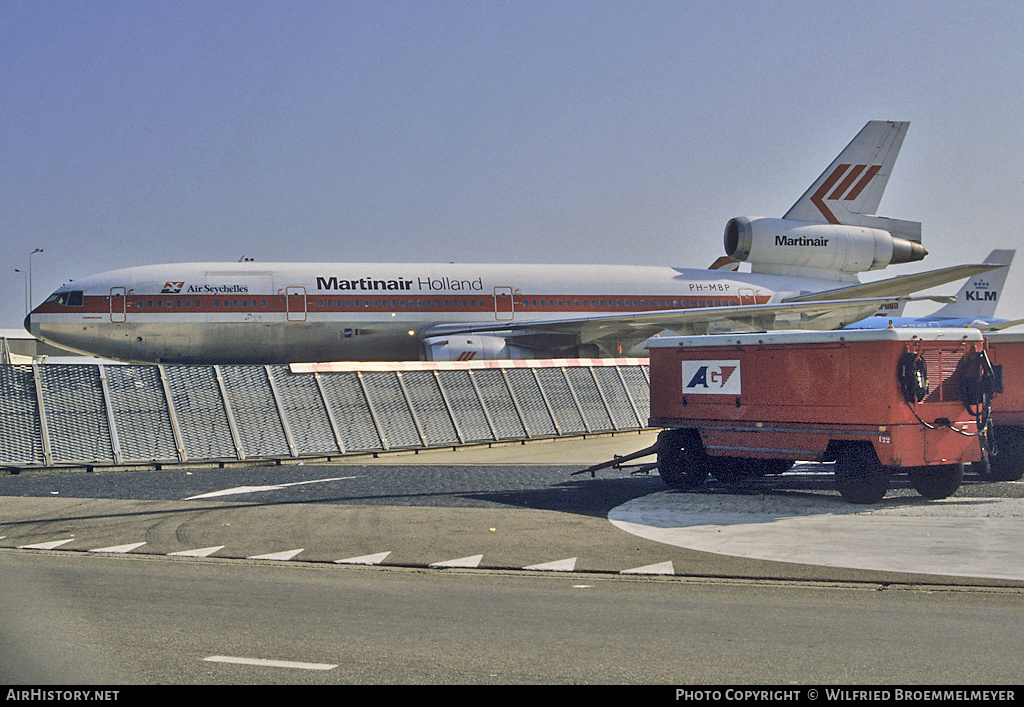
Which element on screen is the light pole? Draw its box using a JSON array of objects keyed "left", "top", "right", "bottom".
[{"left": 28, "top": 248, "right": 43, "bottom": 310}]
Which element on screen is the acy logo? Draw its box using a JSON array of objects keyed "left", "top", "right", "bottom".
[{"left": 681, "top": 360, "right": 741, "bottom": 395}]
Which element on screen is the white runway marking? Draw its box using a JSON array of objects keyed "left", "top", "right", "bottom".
[
  {"left": 169, "top": 545, "right": 225, "bottom": 557},
  {"left": 609, "top": 491, "right": 1024, "bottom": 581},
  {"left": 335, "top": 551, "right": 391, "bottom": 565},
  {"left": 18, "top": 538, "right": 74, "bottom": 550},
  {"left": 203, "top": 655, "right": 337, "bottom": 671},
  {"left": 248, "top": 548, "right": 304, "bottom": 561},
  {"left": 90, "top": 541, "right": 147, "bottom": 554},
  {"left": 430, "top": 554, "right": 483, "bottom": 568},
  {"left": 184, "top": 476, "right": 359, "bottom": 500},
  {"left": 621, "top": 560, "right": 675, "bottom": 575},
  {"left": 524, "top": 557, "right": 577, "bottom": 572}
]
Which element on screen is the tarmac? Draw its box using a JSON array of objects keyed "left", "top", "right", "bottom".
[
  {"left": 2, "top": 430, "right": 1022, "bottom": 585},
  {"left": 334, "top": 431, "right": 1024, "bottom": 583},
  {"left": 609, "top": 486, "right": 1024, "bottom": 582}
]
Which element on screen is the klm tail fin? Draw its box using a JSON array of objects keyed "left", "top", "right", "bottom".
[
  {"left": 931, "top": 249, "right": 1015, "bottom": 319},
  {"left": 783, "top": 121, "right": 921, "bottom": 243}
]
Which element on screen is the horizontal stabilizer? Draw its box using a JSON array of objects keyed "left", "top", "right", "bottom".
[
  {"left": 781, "top": 263, "right": 1004, "bottom": 303},
  {"left": 975, "top": 317, "right": 1024, "bottom": 332}
]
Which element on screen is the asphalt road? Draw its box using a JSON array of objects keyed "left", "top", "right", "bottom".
[
  {"left": 2, "top": 432, "right": 1023, "bottom": 685},
  {"left": 3, "top": 550, "right": 1024, "bottom": 685}
]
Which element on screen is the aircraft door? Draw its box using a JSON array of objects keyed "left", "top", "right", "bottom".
[
  {"left": 738, "top": 288, "right": 757, "bottom": 306},
  {"left": 286, "top": 286, "right": 307, "bottom": 321},
  {"left": 110, "top": 287, "right": 126, "bottom": 323},
  {"left": 494, "top": 287, "right": 514, "bottom": 321}
]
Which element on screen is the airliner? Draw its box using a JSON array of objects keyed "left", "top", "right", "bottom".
[
  {"left": 847, "top": 249, "right": 1023, "bottom": 331},
  {"left": 25, "top": 121, "right": 1001, "bottom": 364}
]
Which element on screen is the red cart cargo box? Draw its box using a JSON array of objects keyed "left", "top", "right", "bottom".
[{"left": 646, "top": 328, "right": 992, "bottom": 503}]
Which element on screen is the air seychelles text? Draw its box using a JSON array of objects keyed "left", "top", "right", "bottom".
[
  {"left": 316, "top": 276, "right": 483, "bottom": 292},
  {"left": 189, "top": 284, "right": 249, "bottom": 293}
]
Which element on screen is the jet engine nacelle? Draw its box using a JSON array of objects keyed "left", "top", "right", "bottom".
[
  {"left": 424, "top": 334, "right": 534, "bottom": 361},
  {"left": 724, "top": 217, "right": 927, "bottom": 274}
]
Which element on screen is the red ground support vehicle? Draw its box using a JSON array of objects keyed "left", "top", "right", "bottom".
[
  {"left": 646, "top": 328, "right": 996, "bottom": 503},
  {"left": 977, "top": 331, "right": 1024, "bottom": 482}
]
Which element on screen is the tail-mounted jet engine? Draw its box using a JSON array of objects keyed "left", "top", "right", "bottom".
[{"left": 724, "top": 217, "right": 927, "bottom": 275}]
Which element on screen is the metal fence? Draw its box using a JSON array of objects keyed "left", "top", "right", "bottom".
[{"left": 0, "top": 359, "right": 650, "bottom": 469}]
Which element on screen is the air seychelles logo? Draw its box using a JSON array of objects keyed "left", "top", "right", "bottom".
[
  {"left": 681, "top": 360, "right": 741, "bottom": 395},
  {"left": 161, "top": 281, "right": 249, "bottom": 294}
]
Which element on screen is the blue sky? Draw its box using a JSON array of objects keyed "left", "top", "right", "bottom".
[{"left": 3, "top": 0, "right": 1023, "bottom": 330}]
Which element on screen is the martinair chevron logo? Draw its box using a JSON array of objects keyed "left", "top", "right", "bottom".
[
  {"left": 161, "top": 281, "right": 184, "bottom": 294},
  {"left": 681, "top": 360, "right": 741, "bottom": 395},
  {"left": 811, "top": 163, "right": 882, "bottom": 224}
]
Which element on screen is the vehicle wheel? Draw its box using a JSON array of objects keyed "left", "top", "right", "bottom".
[
  {"left": 909, "top": 464, "right": 963, "bottom": 500},
  {"left": 834, "top": 443, "right": 890, "bottom": 504},
  {"left": 657, "top": 429, "right": 710, "bottom": 490},
  {"left": 988, "top": 426, "right": 1024, "bottom": 482}
]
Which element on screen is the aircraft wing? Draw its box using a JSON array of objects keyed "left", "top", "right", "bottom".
[
  {"left": 781, "top": 263, "right": 1004, "bottom": 303},
  {"left": 422, "top": 262, "right": 1002, "bottom": 356},
  {"left": 421, "top": 296, "right": 942, "bottom": 356},
  {"left": 975, "top": 318, "right": 1024, "bottom": 332}
]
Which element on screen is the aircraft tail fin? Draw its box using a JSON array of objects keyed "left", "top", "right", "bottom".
[
  {"left": 931, "top": 249, "right": 1015, "bottom": 319},
  {"left": 783, "top": 121, "right": 921, "bottom": 243},
  {"left": 869, "top": 299, "right": 907, "bottom": 319},
  {"left": 708, "top": 256, "right": 740, "bottom": 271}
]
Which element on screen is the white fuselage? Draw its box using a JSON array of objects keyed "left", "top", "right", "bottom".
[
  {"left": 26, "top": 260, "right": 856, "bottom": 363},
  {"left": 24, "top": 122, "right": 943, "bottom": 364}
]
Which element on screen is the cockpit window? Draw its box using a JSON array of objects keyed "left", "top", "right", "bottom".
[{"left": 44, "top": 290, "right": 84, "bottom": 306}]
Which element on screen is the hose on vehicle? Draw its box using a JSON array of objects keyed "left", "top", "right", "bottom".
[
  {"left": 961, "top": 350, "right": 1000, "bottom": 473},
  {"left": 897, "top": 351, "right": 929, "bottom": 404},
  {"left": 897, "top": 349, "right": 999, "bottom": 474}
]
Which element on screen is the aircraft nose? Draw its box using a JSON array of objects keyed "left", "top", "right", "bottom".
[{"left": 24, "top": 312, "right": 32, "bottom": 334}]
